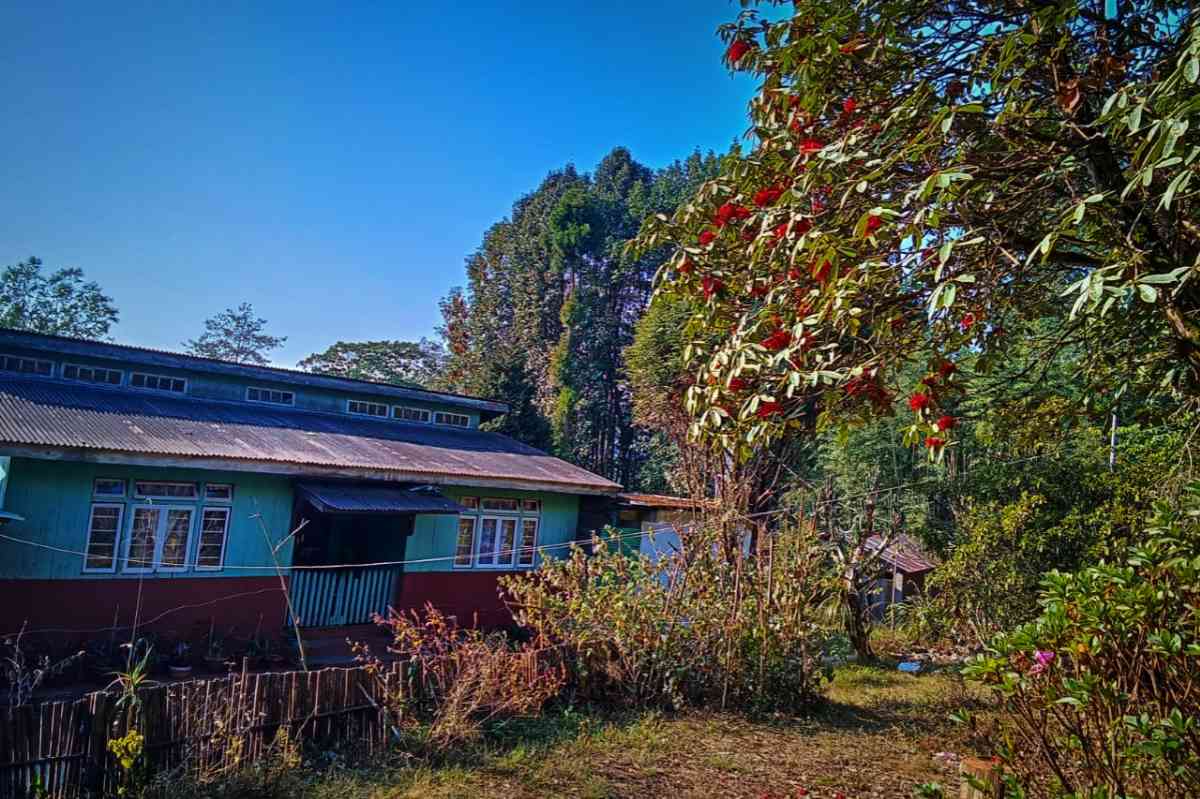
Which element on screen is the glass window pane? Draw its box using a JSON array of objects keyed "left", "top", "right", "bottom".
[
  {"left": 85, "top": 505, "right": 122, "bottom": 570},
  {"left": 499, "top": 519, "right": 517, "bottom": 565},
  {"left": 161, "top": 509, "right": 193, "bottom": 568},
  {"left": 454, "top": 517, "right": 476, "bottom": 567},
  {"left": 198, "top": 508, "right": 230, "bottom": 569},
  {"left": 478, "top": 518, "right": 497, "bottom": 564},
  {"left": 519, "top": 519, "right": 538, "bottom": 566},
  {"left": 126, "top": 508, "right": 160, "bottom": 571}
]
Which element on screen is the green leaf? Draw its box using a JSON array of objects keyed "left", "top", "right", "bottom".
[
  {"left": 1186, "top": 57, "right": 1199, "bottom": 85},
  {"left": 1138, "top": 283, "right": 1158, "bottom": 303}
]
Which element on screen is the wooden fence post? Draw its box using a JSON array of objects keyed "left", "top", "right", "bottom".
[{"left": 959, "top": 756, "right": 1003, "bottom": 799}]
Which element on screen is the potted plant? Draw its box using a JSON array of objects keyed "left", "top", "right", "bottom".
[
  {"left": 168, "top": 642, "right": 192, "bottom": 679},
  {"left": 204, "top": 634, "right": 228, "bottom": 673}
]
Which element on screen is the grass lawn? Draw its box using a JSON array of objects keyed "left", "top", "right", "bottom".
[{"left": 285, "top": 664, "right": 986, "bottom": 799}]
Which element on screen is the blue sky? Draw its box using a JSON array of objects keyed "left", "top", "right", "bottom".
[{"left": 2, "top": 2, "right": 756, "bottom": 366}]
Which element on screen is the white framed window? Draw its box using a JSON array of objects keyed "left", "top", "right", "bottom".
[
  {"left": 121, "top": 506, "right": 195, "bottom": 572},
  {"left": 93, "top": 478, "right": 126, "bottom": 497},
  {"left": 246, "top": 386, "right": 294, "bottom": 405},
  {"left": 518, "top": 518, "right": 539, "bottom": 566},
  {"left": 134, "top": 481, "right": 198, "bottom": 500},
  {"left": 130, "top": 372, "right": 186, "bottom": 394},
  {"left": 434, "top": 411, "right": 470, "bottom": 428},
  {"left": 481, "top": 497, "right": 519, "bottom": 512},
  {"left": 453, "top": 516, "right": 477, "bottom": 568},
  {"left": 348, "top": 399, "right": 389, "bottom": 418},
  {"left": 0, "top": 354, "right": 53, "bottom": 376},
  {"left": 83, "top": 503, "right": 124, "bottom": 572},
  {"left": 475, "top": 516, "right": 518, "bottom": 567},
  {"left": 196, "top": 507, "right": 231, "bottom": 570},
  {"left": 204, "top": 483, "right": 233, "bottom": 502},
  {"left": 62, "top": 363, "right": 123, "bottom": 386},
  {"left": 394, "top": 406, "right": 431, "bottom": 423}
]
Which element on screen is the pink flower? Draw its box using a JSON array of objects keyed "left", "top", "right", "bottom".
[{"left": 1030, "top": 649, "right": 1056, "bottom": 676}]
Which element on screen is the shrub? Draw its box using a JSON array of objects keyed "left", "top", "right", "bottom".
[
  {"left": 356, "top": 605, "right": 565, "bottom": 747},
  {"left": 963, "top": 486, "right": 1200, "bottom": 798},
  {"left": 501, "top": 519, "right": 836, "bottom": 712}
]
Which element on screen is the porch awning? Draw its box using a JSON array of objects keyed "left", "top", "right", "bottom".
[{"left": 296, "top": 482, "right": 467, "bottom": 515}]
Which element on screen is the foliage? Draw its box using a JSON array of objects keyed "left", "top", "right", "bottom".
[
  {"left": 109, "top": 727, "right": 147, "bottom": 796},
  {"left": 501, "top": 520, "right": 836, "bottom": 713},
  {"left": 184, "top": 302, "right": 286, "bottom": 365},
  {"left": 963, "top": 485, "right": 1200, "bottom": 798},
  {"left": 0, "top": 625, "right": 83, "bottom": 706},
  {"left": 440, "top": 148, "right": 721, "bottom": 486},
  {"left": 634, "top": 1, "right": 1200, "bottom": 462},
  {"left": 356, "top": 605, "right": 564, "bottom": 747},
  {"left": 0, "top": 256, "right": 118, "bottom": 338},
  {"left": 297, "top": 338, "right": 446, "bottom": 388},
  {"left": 926, "top": 420, "right": 1190, "bottom": 644}
]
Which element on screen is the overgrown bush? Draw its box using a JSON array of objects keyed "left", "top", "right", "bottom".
[
  {"left": 356, "top": 605, "right": 564, "bottom": 747},
  {"left": 501, "top": 519, "right": 836, "bottom": 712},
  {"left": 963, "top": 486, "right": 1200, "bottom": 798}
]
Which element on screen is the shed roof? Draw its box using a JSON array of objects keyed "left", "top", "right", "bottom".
[
  {"left": 0, "top": 377, "right": 621, "bottom": 494},
  {"left": 296, "top": 482, "right": 467, "bottom": 514},
  {"left": 865, "top": 534, "right": 937, "bottom": 575},
  {"left": 617, "top": 493, "right": 715, "bottom": 511}
]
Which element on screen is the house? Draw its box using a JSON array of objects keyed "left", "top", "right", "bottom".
[
  {"left": 0, "top": 328, "right": 620, "bottom": 642},
  {"left": 864, "top": 533, "right": 937, "bottom": 617}
]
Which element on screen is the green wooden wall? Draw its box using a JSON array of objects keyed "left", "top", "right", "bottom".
[
  {"left": 407, "top": 487, "right": 580, "bottom": 573},
  {"left": 0, "top": 458, "right": 295, "bottom": 580}
]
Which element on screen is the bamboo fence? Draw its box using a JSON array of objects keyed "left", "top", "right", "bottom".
[{"left": 0, "top": 660, "right": 421, "bottom": 798}]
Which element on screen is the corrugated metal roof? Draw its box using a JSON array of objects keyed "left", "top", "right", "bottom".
[
  {"left": 866, "top": 534, "right": 937, "bottom": 574},
  {"left": 296, "top": 482, "right": 466, "bottom": 514},
  {"left": 618, "top": 493, "right": 715, "bottom": 511},
  {"left": 0, "top": 328, "right": 509, "bottom": 417},
  {"left": 0, "top": 377, "right": 621, "bottom": 494}
]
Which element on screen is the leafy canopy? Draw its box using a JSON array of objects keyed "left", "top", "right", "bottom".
[
  {"left": 635, "top": 1, "right": 1200, "bottom": 462},
  {"left": 297, "top": 338, "right": 446, "bottom": 388},
  {"left": 184, "top": 302, "right": 285, "bottom": 365},
  {"left": 0, "top": 256, "right": 118, "bottom": 339}
]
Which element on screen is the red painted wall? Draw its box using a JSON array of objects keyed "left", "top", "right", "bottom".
[
  {"left": 393, "top": 572, "right": 514, "bottom": 628},
  {"left": 0, "top": 577, "right": 288, "bottom": 645}
]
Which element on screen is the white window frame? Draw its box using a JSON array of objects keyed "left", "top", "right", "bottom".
[
  {"left": 93, "top": 478, "right": 126, "bottom": 498},
  {"left": 394, "top": 406, "right": 432, "bottom": 423},
  {"left": 129, "top": 372, "right": 187, "bottom": 394},
  {"left": 83, "top": 503, "right": 124, "bottom": 573},
  {"left": 347, "top": 399, "right": 389, "bottom": 418},
  {"left": 481, "top": 497, "right": 520, "bottom": 512},
  {"left": 62, "top": 363, "right": 123, "bottom": 386},
  {"left": 453, "top": 516, "right": 477, "bottom": 568},
  {"left": 0, "top": 353, "right": 53, "bottom": 377},
  {"left": 204, "top": 483, "right": 234, "bottom": 502},
  {"left": 121, "top": 505, "right": 195, "bottom": 573},
  {"left": 475, "top": 515, "right": 519, "bottom": 569},
  {"left": 195, "top": 506, "right": 231, "bottom": 571},
  {"left": 245, "top": 386, "right": 295, "bottom": 406},
  {"left": 133, "top": 481, "right": 198, "bottom": 500},
  {"left": 517, "top": 517, "right": 539, "bottom": 567},
  {"left": 434, "top": 411, "right": 471, "bottom": 428}
]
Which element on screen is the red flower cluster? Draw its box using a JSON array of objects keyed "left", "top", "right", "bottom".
[
  {"left": 756, "top": 401, "right": 783, "bottom": 419},
  {"left": 714, "top": 202, "right": 752, "bottom": 227},
  {"left": 799, "top": 138, "right": 824, "bottom": 154},
  {"left": 678, "top": 257, "right": 694, "bottom": 275},
  {"left": 698, "top": 230, "right": 716, "bottom": 246},
  {"left": 925, "top": 435, "right": 945, "bottom": 449},
  {"left": 936, "top": 415, "right": 956, "bottom": 431},
  {"left": 726, "top": 39, "right": 752, "bottom": 64},
  {"left": 845, "top": 375, "right": 891, "bottom": 409},
  {"left": 761, "top": 329, "right": 792, "bottom": 351},
  {"left": 812, "top": 259, "right": 831, "bottom": 282},
  {"left": 937, "top": 359, "right": 956, "bottom": 378},
  {"left": 960, "top": 313, "right": 976, "bottom": 331},
  {"left": 842, "top": 97, "right": 857, "bottom": 114},
  {"left": 728, "top": 377, "right": 749, "bottom": 392},
  {"left": 753, "top": 185, "right": 785, "bottom": 207},
  {"left": 908, "top": 392, "right": 931, "bottom": 412},
  {"left": 702, "top": 275, "right": 724, "bottom": 299},
  {"left": 865, "top": 215, "right": 882, "bottom": 235}
]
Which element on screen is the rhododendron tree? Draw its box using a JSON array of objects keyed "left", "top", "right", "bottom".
[{"left": 633, "top": 1, "right": 1200, "bottom": 462}]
